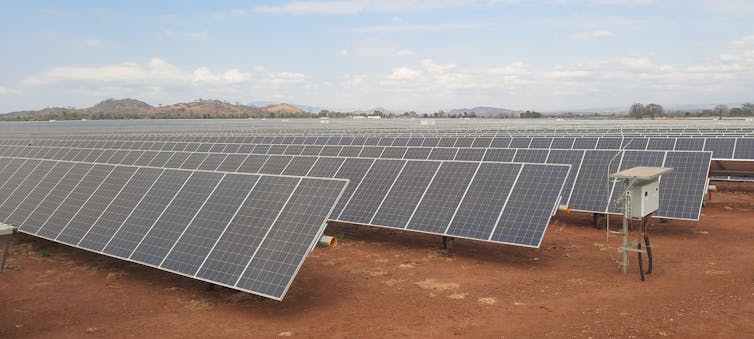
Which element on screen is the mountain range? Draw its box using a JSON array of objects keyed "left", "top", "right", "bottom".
[{"left": 2, "top": 98, "right": 306, "bottom": 120}]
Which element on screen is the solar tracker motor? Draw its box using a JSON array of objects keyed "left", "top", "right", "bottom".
[{"left": 609, "top": 167, "right": 672, "bottom": 275}]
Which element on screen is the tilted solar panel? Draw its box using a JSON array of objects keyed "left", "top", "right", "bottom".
[{"left": 0, "top": 156, "right": 348, "bottom": 300}]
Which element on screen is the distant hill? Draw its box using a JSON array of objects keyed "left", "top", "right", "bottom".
[
  {"left": 348, "top": 107, "right": 396, "bottom": 116},
  {"left": 264, "top": 103, "right": 304, "bottom": 114},
  {"left": 90, "top": 98, "right": 152, "bottom": 114},
  {"left": 448, "top": 106, "right": 517, "bottom": 117},
  {"left": 249, "top": 101, "right": 322, "bottom": 113},
  {"left": 2, "top": 98, "right": 314, "bottom": 120}
]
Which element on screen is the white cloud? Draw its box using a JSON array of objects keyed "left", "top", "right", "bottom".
[
  {"left": 338, "top": 49, "right": 349, "bottom": 56},
  {"left": 355, "top": 21, "right": 494, "bottom": 33},
  {"left": 252, "top": 1, "right": 477, "bottom": 15},
  {"left": 387, "top": 67, "right": 421, "bottom": 80},
  {"left": 192, "top": 67, "right": 251, "bottom": 83},
  {"left": 570, "top": 29, "right": 614, "bottom": 39},
  {"left": 732, "top": 34, "right": 754, "bottom": 47},
  {"left": 12, "top": 32, "right": 754, "bottom": 113},
  {"left": 254, "top": 1, "right": 369, "bottom": 15},
  {"left": 0, "top": 86, "right": 22, "bottom": 95},
  {"left": 309, "top": 39, "right": 754, "bottom": 111},
  {"left": 23, "top": 58, "right": 253, "bottom": 86}
]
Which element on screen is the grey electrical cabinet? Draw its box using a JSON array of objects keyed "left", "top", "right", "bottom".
[
  {"left": 610, "top": 166, "right": 672, "bottom": 218},
  {"left": 625, "top": 180, "right": 660, "bottom": 218}
]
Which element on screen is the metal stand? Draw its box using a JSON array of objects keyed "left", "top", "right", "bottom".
[
  {"left": 609, "top": 167, "right": 671, "bottom": 277},
  {"left": 0, "top": 223, "right": 15, "bottom": 272},
  {"left": 617, "top": 178, "right": 643, "bottom": 273},
  {"left": 442, "top": 236, "right": 454, "bottom": 250}
]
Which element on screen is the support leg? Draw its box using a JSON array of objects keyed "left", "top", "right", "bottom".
[
  {"left": 442, "top": 236, "right": 454, "bottom": 250},
  {"left": 0, "top": 238, "right": 9, "bottom": 272}
]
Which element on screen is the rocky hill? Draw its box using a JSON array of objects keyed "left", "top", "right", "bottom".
[{"left": 2, "top": 98, "right": 312, "bottom": 120}]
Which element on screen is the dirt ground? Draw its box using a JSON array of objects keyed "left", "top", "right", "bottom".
[{"left": 1, "top": 183, "right": 753, "bottom": 338}]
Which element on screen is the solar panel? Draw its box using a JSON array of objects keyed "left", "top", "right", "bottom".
[
  {"left": 704, "top": 138, "right": 735, "bottom": 159},
  {"left": 445, "top": 163, "right": 521, "bottom": 240},
  {"left": 658, "top": 151, "right": 711, "bottom": 220},
  {"left": 3, "top": 141, "right": 714, "bottom": 221},
  {"left": 490, "top": 163, "right": 569, "bottom": 246},
  {"left": 0, "top": 156, "right": 348, "bottom": 300},
  {"left": 405, "top": 162, "right": 479, "bottom": 234},
  {"left": 337, "top": 159, "right": 405, "bottom": 224},
  {"left": 733, "top": 138, "right": 754, "bottom": 160},
  {"left": 369, "top": 161, "right": 441, "bottom": 228}
]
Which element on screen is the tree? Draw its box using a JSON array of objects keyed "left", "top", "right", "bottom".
[
  {"left": 645, "top": 103, "right": 664, "bottom": 119},
  {"left": 520, "top": 110, "right": 542, "bottom": 118},
  {"left": 629, "top": 103, "right": 645, "bottom": 119},
  {"left": 714, "top": 104, "right": 729, "bottom": 119}
]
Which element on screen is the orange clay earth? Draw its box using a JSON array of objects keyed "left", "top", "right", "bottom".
[{"left": 1, "top": 182, "right": 753, "bottom": 338}]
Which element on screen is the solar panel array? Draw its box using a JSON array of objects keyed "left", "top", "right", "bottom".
[
  {"left": 0, "top": 118, "right": 730, "bottom": 299},
  {"left": 0, "top": 156, "right": 348, "bottom": 300},
  {"left": 2, "top": 135, "right": 753, "bottom": 160},
  {"left": 0, "top": 145, "right": 572, "bottom": 247},
  {"left": 1, "top": 142, "right": 711, "bottom": 221}
]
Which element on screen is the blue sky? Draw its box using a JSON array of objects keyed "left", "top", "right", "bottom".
[{"left": 1, "top": 0, "right": 753, "bottom": 113}]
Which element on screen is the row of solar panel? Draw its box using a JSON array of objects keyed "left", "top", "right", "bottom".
[
  {"left": 0, "top": 144, "right": 710, "bottom": 221},
  {"left": 13, "top": 126, "right": 754, "bottom": 138},
  {"left": 0, "top": 145, "right": 571, "bottom": 247},
  {"left": 0, "top": 156, "right": 347, "bottom": 300},
  {"left": 4, "top": 136, "right": 751, "bottom": 159}
]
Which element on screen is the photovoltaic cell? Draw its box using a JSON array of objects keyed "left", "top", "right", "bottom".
[
  {"left": 128, "top": 171, "right": 225, "bottom": 266},
  {"left": 36, "top": 164, "right": 113, "bottom": 239},
  {"left": 404, "top": 148, "right": 431, "bottom": 160},
  {"left": 337, "top": 159, "right": 405, "bottom": 224},
  {"left": 428, "top": 148, "right": 457, "bottom": 160},
  {"left": 56, "top": 166, "right": 137, "bottom": 244},
  {"left": 79, "top": 168, "right": 163, "bottom": 251},
  {"left": 306, "top": 157, "right": 345, "bottom": 177},
  {"left": 330, "top": 158, "right": 375, "bottom": 217},
  {"left": 733, "top": 138, "right": 754, "bottom": 159},
  {"left": 704, "top": 138, "right": 734, "bottom": 159},
  {"left": 657, "top": 151, "right": 711, "bottom": 220},
  {"left": 674, "top": 138, "right": 704, "bottom": 151},
  {"left": 406, "top": 162, "right": 478, "bottom": 234},
  {"left": 647, "top": 138, "right": 675, "bottom": 150},
  {"left": 102, "top": 169, "right": 192, "bottom": 257},
  {"left": 258, "top": 155, "right": 292, "bottom": 174},
  {"left": 159, "top": 173, "right": 258, "bottom": 275},
  {"left": 5, "top": 162, "right": 74, "bottom": 227},
  {"left": 23, "top": 162, "right": 93, "bottom": 234},
  {"left": 370, "top": 161, "right": 440, "bottom": 228},
  {"left": 446, "top": 163, "right": 521, "bottom": 240},
  {"left": 0, "top": 161, "right": 56, "bottom": 222},
  {"left": 234, "top": 178, "right": 346, "bottom": 299},
  {"left": 195, "top": 176, "right": 299, "bottom": 286},
  {"left": 568, "top": 150, "right": 621, "bottom": 213},
  {"left": 491, "top": 164, "right": 569, "bottom": 247},
  {"left": 281, "top": 156, "right": 318, "bottom": 176},
  {"left": 513, "top": 149, "right": 549, "bottom": 163}
]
